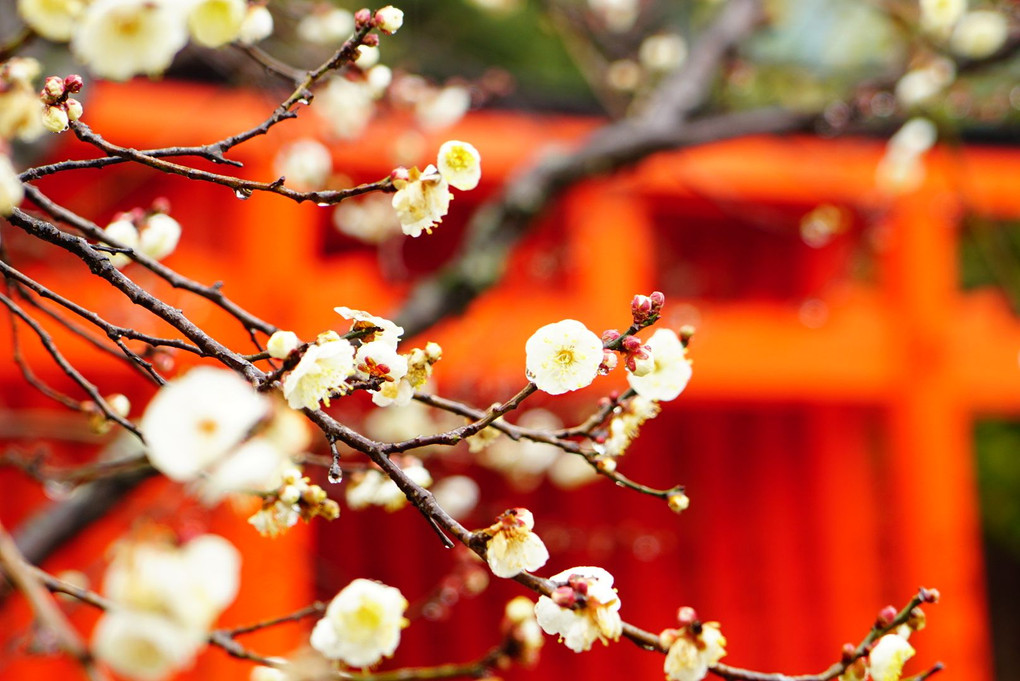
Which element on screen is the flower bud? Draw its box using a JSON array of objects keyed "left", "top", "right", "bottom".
[
  {"left": 41, "top": 105, "right": 69, "bottom": 133},
  {"left": 65, "top": 98, "right": 83, "bottom": 121},
  {"left": 907, "top": 607, "right": 926, "bottom": 632},
  {"left": 919, "top": 587, "right": 940, "bottom": 603},
  {"left": 630, "top": 350, "right": 654, "bottom": 377},
  {"left": 375, "top": 6, "right": 404, "bottom": 34},
  {"left": 877, "top": 605, "right": 898, "bottom": 626},
  {"left": 63, "top": 74, "right": 84, "bottom": 93},
  {"left": 41, "top": 76, "right": 65, "bottom": 102},
  {"left": 106, "top": 393, "right": 131, "bottom": 418},
  {"left": 676, "top": 606, "right": 697, "bottom": 627},
  {"left": 551, "top": 585, "right": 576, "bottom": 608},
  {"left": 279, "top": 485, "right": 301, "bottom": 505},
  {"left": 424, "top": 341, "right": 442, "bottom": 363},
  {"left": 598, "top": 350, "right": 618, "bottom": 375},
  {"left": 354, "top": 8, "right": 373, "bottom": 26},
  {"left": 601, "top": 329, "right": 621, "bottom": 344},
  {"left": 267, "top": 330, "right": 300, "bottom": 359},
  {"left": 595, "top": 457, "right": 617, "bottom": 473},
  {"left": 667, "top": 491, "right": 690, "bottom": 514}
]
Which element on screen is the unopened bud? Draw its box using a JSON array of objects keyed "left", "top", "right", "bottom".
[
  {"left": 424, "top": 341, "right": 442, "bottom": 363},
  {"left": 63, "top": 74, "right": 84, "bottom": 93},
  {"left": 907, "top": 606, "right": 926, "bottom": 632},
  {"left": 630, "top": 350, "right": 654, "bottom": 377},
  {"left": 106, "top": 394, "right": 131, "bottom": 418},
  {"left": 676, "top": 606, "right": 697, "bottom": 627},
  {"left": 319, "top": 498, "right": 341, "bottom": 520},
  {"left": 41, "top": 76, "right": 65, "bottom": 102},
  {"left": 649, "top": 290, "right": 665, "bottom": 308},
  {"left": 841, "top": 643, "right": 857, "bottom": 663},
  {"left": 918, "top": 586, "right": 940, "bottom": 604},
  {"left": 375, "top": 5, "right": 404, "bottom": 34},
  {"left": 65, "top": 98, "right": 83, "bottom": 121},
  {"left": 551, "top": 585, "right": 576, "bottom": 608},
  {"left": 598, "top": 350, "right": 618, "bottom": 375},
  {"left": 354, "top": 8, "right": 372, "bottom": 26},
  {"left": 631, "top": 294, "right": 655, "bottom": 323},
  {"left": 595, "top": 457, "right": 617, "bottom": 473},
  {"left": 622, "top": 335, "right": 642, "bottom": 353},
  {"left": 679, "top": 325, "right": 695, "bottom": 347},
  {"left": 601, "top": 329, "right": 621, "bottom": 344},
  {"left": 362, "top": 33, "right": 380, "bottom": 47},
  {"left": 42, "top": 105, "right": 69, "bottom": 133},
  {"left": 390, "top": 166, "right": 410, "bottom": 182},
  {"left": 667, "top": 491, "right": 690, "bottom": 514},
  {"left": 877, "top": 605, "right": 898, "bottom": 626}
]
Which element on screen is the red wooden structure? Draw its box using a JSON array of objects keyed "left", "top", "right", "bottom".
[{"left": 2, "top": 79, "right": 1015, "bottom": 680}]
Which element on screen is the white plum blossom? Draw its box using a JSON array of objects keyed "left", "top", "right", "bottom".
[
  {"left": 17, "top": 0, "right": 87, "bottom": 42},
  {"left": 317, "top": 76, "right": 376, "bottom": 139},
  {"left": 534, "top": 566, "right": 622, "bottom": 652},
  {"left": 414, "top": 85, "right": 471, "bottom": 130},
  {"left": 71, "top": 0, "right": 190, "bottom": 81},
  {"left": 894, "top": 59, "right": 955, "bottom": 108},
  {"left": 267, "top": 330, "right": 301, "bottom": 359},
  {"left": 391, "top": 165, "right": 452, "bottom": 237},
  {"left": 0, "top": 156, "right": 24, "bottom": 217},
  {"left": 0, "top": 67, "right": 46, "bottom": 142},
  {"left": 346, "top": 458, "right": 432, "bottom": 511},
  {"left": 238, "top": 4, "right": 274, "bottom": 44},
  {"left": 137, "top": 213, "right": 182, "bottom": 261},
  {"left": 102, "top": 534, "right": 241, "bottom": 630},
  {"left": 626, "top": 328, "right": 692, "bottom": 402},
  {"left": 92, "top": 609, "right": 207, "bottom": 681},
  {"left": 354, "top": 45, "right": 380, "bottom": 70},
  {"left": 430, "top": 475, "right": 480, "bottom": 519},
  {"left": 355, "top": 340, "right": 408, "bottom": 382},
  {"left": 876, "top": 118, "right": 938, "bottom": 194},
  {"left": 274, "top": 139, "right": 333, "bottom": 192},
  {"left": 437, "top": 140, "right": 482, "bottom": 191},
  {"left": 661, "top": 620, "right": 727, "bottom": 681},
  {"left": 639, "top": 33, "right": 687, "bottom": 72},
  {"left": 101, "top": 217, "right": 139, "bottom": 268},
  {"left": 282, "top": 332, "right": 356, "bottom": 410},
  {"left": 525, "top": 320, "right": 604, "bottom": 395},
  {"left": 949, "top": 11, "right": 1008, "bottom": 59},
  {"left": 310, "top": 579, "right": 409, "bottom": 668},
  {"left": 187, "top": 0, "right": 246, "bottom": 47},
  {"left": 194, "top": 436, "right": 294, "bottom": 505},
  {"left": 140, "top": 367, "right": 270, "bottom": 481},
  {"left": 375, "top": 6, "right": 403, "bottom": 34},
  {"left": 869, "top": 634, "right": 915, "bottom": 681},
  {"left": 42, "top": 105, "right": 70, "bottom": 133},
  {"left": 297, "top": 7, "right": 355, "bottom": 45},
  {"left": 371, "top": 376, "right": 415, "bottom": 408},
  {"left": 919, "top": 0, "right": 966, "bottom": 36},
  {"left": 334, "top": 307, "right": 404, "bottom": 348},
  {"left": 484, "top": 508, "right": 550, "bottom": 578},
  {"left": 333, "top": 194, "right": 402, "bottom": 244}
]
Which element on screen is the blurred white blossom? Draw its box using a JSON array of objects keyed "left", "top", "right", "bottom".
[{"left": 310, "top": 579, "right": 409, "bottom": 667}]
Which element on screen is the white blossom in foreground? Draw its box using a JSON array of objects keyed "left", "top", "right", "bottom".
[
  {"left": 869, "top": 634, "right": 915, "bottom": 681},
  {"left": 0, "top": 156, "right": 24, "bottom": 217},
  {"left": 430, "top": 475, "right": 480, "bottom": 519},
  {"left": 310, "top": 579, "right": 409, "bottom": 668},
  {"left": 661, "top": 616, "right": 727, "bottom": 681},
  {"left": 274, "top": 139, "right": 333, "bottom": 192},
  {"left": 317, "top": 76, "right": 376, "bottom": 139},
  {"left": 194, "top": 436, "right": 293, "bottom": 505},
  {"left": 949, "top": 11, "right": 1008, "bottom": 59},
  {"left": 0, "top": 67, "right": 45, "bottom": 142},
  {"left": 484, "top": 508, "right": 550, "bottom": 578},
  {"left": 187, "top": 0, "right": 246, "bottom": 47},
  {"left": 525, "top": 320, "right": 604, "bottom": 395},
  {"left": 72, "top": 0, "right": 190, "bottom": 81},
  {"left": 534, "top": 567, "right": 622, "bottom": 652},
  {"left": 267, "top": 330, "right": 301, "bottom": 359},
  {"left": 437, "top": 140, "right": 481, "bottom": 191},
  {"left": 140, "top": 367, "right": 269, "bottom": 481},
  {"left": 238, "top": 4, "right": 274, "bottom": 44},
  {"left": 282, "top": 332, "right": 356, "bottom": 410},
  {"left": 103, "top": 534, "right": 241, "bottom": 631},
  {"left": 17, "top": 0, "right": 87, "bottom": 42},
  {"left": 626, "top": 329, "right": 692, "bottom": 401},
  {"left": 137, "top": 213, "right": 182, "bottom": 262},
  {"left": 391, "top": 165, "right": 452, "bottom": 237},
  {"left": 92, "top": 609, "right": 206, "bottom": 681}
]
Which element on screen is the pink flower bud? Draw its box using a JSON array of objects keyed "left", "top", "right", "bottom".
[
  {"left": 919, "top": 587, "right": 940, "bottom": 604},
  {"left": 877, "top": 605, "right": 898, "bottom": 626},
  {"left": 63, "top": 74, "right": 84, "bottom": 93},
  {"left": 568, "top": 575, "right": 589, "bottom": 596},
  {"left": 151, "top": 197, "right": 172, "bottom": 214},
  {"left": 621, "top": 335, "right": 642, "bottom": 353},
  {"left": 649, "top": 290, "right": 665, "bottom": 308},
  {"left": 354, "top": 8, "right": 372, "bottom": 26},
  {"left": 601, "top": 329, "right": 621, "bottom": 344},
  {"left": 598, "top": 350, "right": 618, "bottom": 375},
  {"left": 551, "top": 585, "right": 576, "bottom": 608},
  {"left": 390, "top": 166, "right": 410, "bottom": 182},
  {"left": 375, "top": 5, "right": 404, "bottom": 34},
  {"left": 363, "top": 33, "right": 380, "bottom": 47},
  {"left": 676, "top": 606, "right": 697, "bottom": 627},
  {"left": 841, "top": 643, "right": 856, "bottom": 663}
]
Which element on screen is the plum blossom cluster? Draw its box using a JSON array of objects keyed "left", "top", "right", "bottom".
[
  {"left": 92, "top": 534, "right": 240, "bottom": 680},
  {"left": 38, "top": 73, "right": 84, "bottom": 133},
  {"left": 248, "top": 467, "right": 340, "bottom": 537},
  {"left": 310, "top": 578, "right": 409, "bottom": 668},
  {"left": 391, "top": 140, "right": 482, "bottom": 237},
  {"left": 659, "top": 607, "right": 727, "bottom": 681},
  {"left": 276, "top": 308, "right": 441, "bottom": 411},
  {"left": 99, "top": 201, "right": 183, "bottom": 268},
  {"left": 524, "top": 291, "right": 692, "bottom": 402},
  {"left": 0, "top": 57, "right": 45, "bottom": 142}
]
